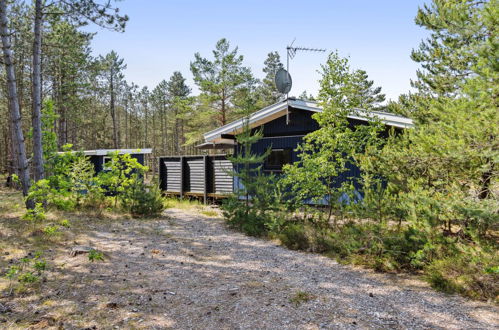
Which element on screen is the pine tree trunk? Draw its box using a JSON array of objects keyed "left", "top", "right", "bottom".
[
  {"left": 0, "top": 1, "right": 34, "bottom": 208},
  {"left": 110, "top": 68, "right": 119, "bottom": 149},
  {"left": 160, "top": 99, "right": 166, "bottom": 154},
  {"left": 31, "top": 0, "right": 44, "bottom": 182},
  {"left": 221, "top": 93, "right": 226, "bottom": 125},
  {"left": 144, "top": 102, "right": 148, "bottom": 147},
  {"left": 124, "top": 95, "right": 128, "bottom": 148},
  {"left": 174, "top": 107, "right": 180, "bottom": 154}
]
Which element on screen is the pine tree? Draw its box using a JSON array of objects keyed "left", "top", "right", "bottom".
[
  {"left": 0, "top": 0, "right": 33, "bottom": 208},
  {"left": 167, "top": 71, "right": 191, "bottom": 153},
  {"left": 376, "top": 0, "right": 498, "bottom": 236},
  {"left": 31, "top": 0, "right": 128, "bottom": 181},
  {"left": 100, "top": 51, "right": 126, "bottom": 149},
  {"left": 190, "top": 38, "right": 255, "bottom": 125},
  {"left": 350, "top": 69, "right": 385, "bottom": 109},
  {"left": 298, "top": 91, "right": 316, "bottom": 101},
  {"left": 139, "top": 86, "right": 150, "bottom": 148},
  {"left": 151, "top": 80, "right": 170, "bottom": 154},
  {"left": 411, "top": 0, "right": 496, "bottom": 96},
  {"left": 257, "top": 51, "right": 283, "bottom": 106}
]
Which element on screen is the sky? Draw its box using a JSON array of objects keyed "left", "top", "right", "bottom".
[{"left": 86, "top": 0, "right": 430, "bottom": 102}]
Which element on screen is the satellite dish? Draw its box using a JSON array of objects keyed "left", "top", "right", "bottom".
[{"left": 275, "top": 68, "right": 292, "bottom": 94}]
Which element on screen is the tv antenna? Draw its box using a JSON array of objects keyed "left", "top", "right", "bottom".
[
  {"left": 277, "top": 38, "right": 325, "bottom": 124},
  {"left": 286, "top": 38, "right": 326, "bottom": 74}
]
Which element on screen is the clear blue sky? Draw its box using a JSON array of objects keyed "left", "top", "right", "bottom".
[{"left": 87, "top": 0, "right": 430, "bottom": 102}]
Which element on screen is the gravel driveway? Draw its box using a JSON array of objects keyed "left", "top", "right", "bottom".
[{"left": 5, "top": 208, "right": 497, "bottom": 329}]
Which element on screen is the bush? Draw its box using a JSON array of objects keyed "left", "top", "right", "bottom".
[
  {"left": 424, "top": 243, "right": 499, "bottom": 302},
  {"left": 122, "top": 180, "right": 164, "bottom": 217},
  {"left": 279, "top": 223, "right": 311, "bottom": 251},
  {"left": 222, "top": 196, "right": 268, "bottom": 237},
  {"left": 21, "top": 203, "right": 46, "bottom": 222}
]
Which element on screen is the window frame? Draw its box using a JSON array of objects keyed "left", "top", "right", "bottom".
[
  {"left": 263, "top": 148, "right": 292, "bottom": 173},
  {"left": 102, "top": 156, "right": 112, "bottom": 171}
]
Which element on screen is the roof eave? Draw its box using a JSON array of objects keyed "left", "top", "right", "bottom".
[{"left": 202, "top": 99, "right": 414, "bottom": 142}]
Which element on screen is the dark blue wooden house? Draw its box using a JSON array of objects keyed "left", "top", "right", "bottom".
[
  {"left": 159, "top": 98, "right": 413, "bottom": 202},
  {"left": 69, "top": 148, "right": 152, "bottom": 174}
]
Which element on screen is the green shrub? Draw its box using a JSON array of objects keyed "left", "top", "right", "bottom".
[
  {"left": 43, "top": 224, "right": 60, "bottom": 236},
  {"left": 4, "top": 251, "right": 48, "bottom": 293},
  {"left": 59, "top": 219, "right": 70, "bottom": 228},
  {"left": 97, "top": 152, "right": 148, "bottom": 207},
  {"left": 424, "top": 244, "right": 499, "bottom": 301},
  {"left": 279, "top": 223, "right": 311, "bottom": 251},
  {"left": 21, "top": 203, "right": 46, "bottom": 222},
  {"left": 122, "top": 181, "right": 164, "bottom": 217},
  {"left": 18, "top": 272, "right": 39, "bottom": 284},
  {"left": 88, "top": 249, "right": 104, "bottom": 262}
]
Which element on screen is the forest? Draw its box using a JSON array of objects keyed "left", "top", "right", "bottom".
[
  {"left": 0, "top": 0, "right": 294, "bottom": 187},
  {"left": 0, "top": 0, "right": 497, "bottom": 325}
]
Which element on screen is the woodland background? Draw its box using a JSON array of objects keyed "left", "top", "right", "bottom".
[{"left": 0, "top": 0, "right": 304, "bottom": 180}]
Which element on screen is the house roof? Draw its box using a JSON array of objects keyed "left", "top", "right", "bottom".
[
  {"left": 203, "top": 98, "right": 414, "bottom": 144},
  {"left": 58, "top": 148, "right": 153, "bottom": 156}
]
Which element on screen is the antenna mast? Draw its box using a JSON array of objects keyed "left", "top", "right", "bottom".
[
  {"left": 282, "top": 39, "right": 326, "bottom": 123},
  {"left": 286, "top": 39, "right": 326, "bottom": 75}
]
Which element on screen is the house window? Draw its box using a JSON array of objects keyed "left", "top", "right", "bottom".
[
  {"left": 103, "top": 157, "right": 112, "bottom": 171},
  {"left": 264, "top": 149, "right": 292, "bottom": 172}
]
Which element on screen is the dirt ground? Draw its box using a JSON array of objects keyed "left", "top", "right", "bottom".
[{"left": 0, "top": 198, "right": 498, "bottom": 329}]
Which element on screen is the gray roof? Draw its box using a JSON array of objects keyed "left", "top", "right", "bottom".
[{"left": 203, "top": 99, "right": 413, "bottom": 143}]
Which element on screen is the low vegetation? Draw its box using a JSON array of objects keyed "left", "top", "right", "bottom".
[
  {"left": 222, "top": 1, "right": 498, "bottom": 302},
  {"left": 27, "top": 147, "right": 165, "bottom": 218}
]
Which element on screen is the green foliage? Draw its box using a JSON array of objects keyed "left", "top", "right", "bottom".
[
  {"left": 190, "top": 38, "right": 256, "bottom": 125},
  {"left": 220, "top": 5, "right": 498, "bottom": 301},
  {"left": 222, "top": 116, "right": 286, "bottom": 237},
  {"left": 369, "top": 0, "right": 499, "bottom": 240},
  {"left": 97, "top": 151, "right": 147, "bottom": 207},
  {"left": 28, "top": 148, "right": 101, "bottom": 211},
  {"left": 4, "top": 251, "right": 48, "bottom": 293},
  {"left": 41, "top": 99, "right": 59, "bottom": 160},
  {"left": 59, "top": 219, "right": 71, "bottom": 228},
  {"left": 33, "top": 260, "right": 47, "bottom": 272},
  {"left": 282, "top": 51, "right": 385, "bottom": 224},
  {"left": 26, "top": 146, "right": 163, "bottom": 217},
  {"left": 411, "top": 0, "right": 497, "bottom": 96},
  {"left": 17, "top": 272, "right": 39, "bottom": 284},
  {"left": 121, "top": 180, "right": 165, "bottom": 217},
  {"left": 88, "top": 249, "right": 104, "bottom": 262},
  {"left": 256, "top": 51, "right": 284, "bottom": 107},
  {"left": 43, "top": 224, "right": 60, "bottom": 236},
  {"left": 21, "top": 203, "right": 46, "bottom": 222},
  {"left": 424, "top": 244, "right": 499, "bottom": 301},
  {"left": 278, "top": 223, "right": 312, "bottom": 251}
]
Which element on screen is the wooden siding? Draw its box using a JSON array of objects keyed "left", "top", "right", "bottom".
[
  {"left": 158, "top": 155, "right": 233, "bottom": 198},
  {"left": 212, "top": 156, "right": 233, "bottom": 194},
  {"left": 161, "top": 157, "right": 182, "bottom": 192},
  {"left": 255, "top": 108, "right": 319, "bottom": 137},
  {"left": 186, "top": 157, "right": 205, "bottom": 193}
]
